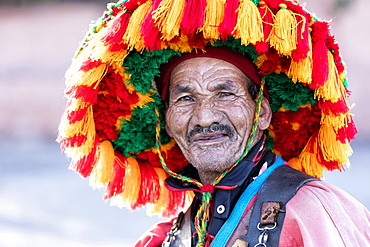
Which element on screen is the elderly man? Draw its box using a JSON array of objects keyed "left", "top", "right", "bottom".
[{"left": 58, "top": 0, "right": 370, "bottom": 246}]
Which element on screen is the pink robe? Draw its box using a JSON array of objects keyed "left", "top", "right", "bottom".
[{"left": 135, "top": 181, "right": 370, "bottom": 246}]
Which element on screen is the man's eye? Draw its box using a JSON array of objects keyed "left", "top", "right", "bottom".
[
  {"left": 177, "top": 95, "right": 193, "bottom": 102},
  {"left": 219, "top": 92, "right": 234, "bottom": 97}
]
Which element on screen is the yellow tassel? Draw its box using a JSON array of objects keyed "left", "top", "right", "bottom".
[
  {"left": 298, "top": 136, "right": 325, "bottom": 178},
  {"left": 66, "top": 63, "right": 108, "bottom": 88},
  {"left": 98, "top": 48, "right": 128, "bottom": 67},
  {"left": 123, "top": 1, "right": 151, "bottom": 51},
  {"left": 315, "top": 51, "right": 346, "bottom": 102},
  {"left": 89, "top": 140, "right": 115, "bottom": 189},
  {"left": 60, "top": 106, "right": 94, "bottom": 139},
  {"left": 287, "top": 35, "right": 312, "bottom": 84},
  {"left": 234, "top": 0, "right": 263, "bottom": 45},
  {"left": 64, "top": 135, "right": 96, "bottom": 163},
  {"left": 146, "top": 167, "right": 168, "bottom": 215},
  {"left": 318, "top": 123, "right": 351, "bottom": 164},
  {"left": 268, "top": 3, "right": 297, "bottom": 56},
  {"left": 321, "top": 112, "right": 352, "bottom": 131},
  {"left": 119, "top": 157, "right": 141, "bottom": 208},
  {"left": 62, "top": 107, "right": 96, "bottom": 160},
  {"left": 153, "top": 0, "right": 185, "bottom": 40},
  {"left": 202, "top": 0, "right": 225, "bottom": 40}
]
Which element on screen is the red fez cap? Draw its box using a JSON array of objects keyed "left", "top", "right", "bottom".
[{"left": 156, "top": 46, "right": 265, "bottom": 100}]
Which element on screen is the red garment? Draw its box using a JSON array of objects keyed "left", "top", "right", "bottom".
[
  {"left": 135, "top": 180, "right": 370, "bottom": 246},
  {"left": 280, "top": 180, "right": 370, "bottom": 246},
  {"left": 134, "top": 217, "right": 174, "bottom": 247}
]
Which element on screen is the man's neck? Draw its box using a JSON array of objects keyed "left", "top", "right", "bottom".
[{"left": 198, "top": 171, "right": 223, "bottom": 185}]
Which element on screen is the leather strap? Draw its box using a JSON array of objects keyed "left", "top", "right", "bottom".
[
  {"left": 162, "top": 209, "right": 192, "bottom": 247},
  {"left": 245, "top": 165, "right": 319, "bottom": 246}
]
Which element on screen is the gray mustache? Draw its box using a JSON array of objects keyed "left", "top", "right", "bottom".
[{"left": 187, "top": 124, "right": 234, "bottom": 142}]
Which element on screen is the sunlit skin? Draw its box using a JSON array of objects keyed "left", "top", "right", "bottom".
[{"left": 165, "top": 57, "right": 272, "bottom": 184}]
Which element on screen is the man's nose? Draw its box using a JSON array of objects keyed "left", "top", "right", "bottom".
[{"left": 192, "top": 99, "right": 223, "bottom": 127}]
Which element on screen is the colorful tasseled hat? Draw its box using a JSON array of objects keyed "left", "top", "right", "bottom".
[{"left": 58, "top": 0, "right": 357, "bottom": 218}]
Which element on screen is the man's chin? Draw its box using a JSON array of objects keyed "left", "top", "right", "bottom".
[{"left": 186, "top": 148, "right": 237, "bottom": 173}]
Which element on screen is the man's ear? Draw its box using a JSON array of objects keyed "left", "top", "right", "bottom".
[{"left": 258, "top": 97, "right": 272, "bottom": 130}]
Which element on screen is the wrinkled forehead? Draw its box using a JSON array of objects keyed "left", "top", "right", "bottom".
[
  {"left": 169, "top": 57, "right": 249, "bottom": 87},
  {"left": 156, "top": 46, "right": 262, "bottom": 101}
]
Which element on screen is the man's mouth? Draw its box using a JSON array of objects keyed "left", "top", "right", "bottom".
[
  {"left": 192, "top": 132, "right": 230, "bottom": 146},
  {"left": 187, "top": 123, "right": 234, "bottom": 146}
]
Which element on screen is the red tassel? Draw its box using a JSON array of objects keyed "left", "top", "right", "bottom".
[
  {"left": 317, "top": 150, "right": 341, "bottom": 171},
  {"left": 68, "top": 85, "right": 99, "bottom": 104},
  {"left": 141, "top": 0, "right": 163, "bottom": 50},
  {"left": 318, "top": 99, "right": 349, "bottom": 116},
  {"left": 130, "top": 161, "right": 160, "bottom": 209},
  {"left": 181, "top": 0, "right": 207, "bottom": 36},
  {"left": 218, "top": 0, "right": 239, "bottom": 39},
  {"left": 102, "top": 12, "right": 131, "bottom": 46},
  {"left": 68, "top": 107, "right": 90, "bottom": 124},
  {"left": 164, "top": 191, "right": 187, "bottom": 217},
  {"left": 336, "top": 118, "right": 357, "bottom": 144},
  {"left": 310, "top": 21, "right": 330, "bottom": 89},
  {"left": 69, "top": 139, "right": 99, "bottom": 178},
  {"left": 107, "top": 42, "right": 128, "bottom": 53},
  {"left": 104, "top": 152, "right": 127, "bottom": 199},
  {"left": 59, "top": 135, "right": 88, "bottom": 149},
  {"left": 287, "top": 1, "right": 310, "bottom": 62},
  {"left": 123, "top": 0, "right": 143, "bottom": 12},
  {"left": 80, "top": 58, "right": 103, "bottom": 72},
  {"left": 255, "top": 1, "right": 274, "bottom": 54}
]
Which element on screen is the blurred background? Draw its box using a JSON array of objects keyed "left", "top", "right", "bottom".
[{"left": 0, "top": 0, "right": 369, "bottom": 246}]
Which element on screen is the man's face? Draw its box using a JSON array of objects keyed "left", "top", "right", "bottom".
[{"left": 165, "top": 57, "right": 271, "bottom": 174}]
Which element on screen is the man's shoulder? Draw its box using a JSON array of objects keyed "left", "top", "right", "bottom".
[{"left": 281, "top": 180, "right": 370, "bottom": 246}]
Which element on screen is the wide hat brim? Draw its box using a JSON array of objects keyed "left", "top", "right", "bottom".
[{"left": 58, "top": 0, "right": 357, "bottom": 217}]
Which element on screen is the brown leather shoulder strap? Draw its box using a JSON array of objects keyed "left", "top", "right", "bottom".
[{"left": 245, "top": 165, "right": 319, "bottom": 246}]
